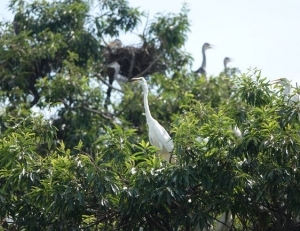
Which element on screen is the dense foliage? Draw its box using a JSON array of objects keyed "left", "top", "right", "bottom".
[{"left": 1, "top": 0, "right": 300, "bottom": 230}]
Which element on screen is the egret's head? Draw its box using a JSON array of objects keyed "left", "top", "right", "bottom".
[
  {"left": 203, "top": 43, "right": 213, "bottom": 51},
  {"left": 131, "top": 77, "right": 146, "bottom": 84},
  {"left": 131, "top": 77, "right": 148, "bottom": 90},
  {"left": 107, "top": 61, "right": 120, "bottom": 70},
  {"left": 224, "top": 57, "right": 232, "bottom": 65}
]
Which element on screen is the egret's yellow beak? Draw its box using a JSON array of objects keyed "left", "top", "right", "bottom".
[{"left": 130, "top": 77, "right": 143, "bottom": 82}]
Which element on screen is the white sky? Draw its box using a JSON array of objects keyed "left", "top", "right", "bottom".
[{"left": 1, "top": 0, "right": 299, "bottom": 85}]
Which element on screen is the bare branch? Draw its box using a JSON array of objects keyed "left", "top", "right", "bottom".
[
  {"left": 94, "top": 73, "right": 124, "bottom": 93},
  {"left": 99, "top": 33, "right": 118, "bottom": 54},
  {"left": 57, "top": 98, "right": 113, "bottom": 120},
  {"left": 113, "top": 218, "right": 140, "bottom": 230},
  {"left": 82, "top": 106, "right": 113, "bottom": 120},
  {"left": 142, "top": 12, "right": 150, "bottom": 38},
  {"left": 145, "top": 215, "right": 169, "bottom": 231},
  {"left": 114, "top": 94, "right": 136, "bottom": 117},
  {"left": 99, "top": 30, "right": 110, "bottom": 48}
]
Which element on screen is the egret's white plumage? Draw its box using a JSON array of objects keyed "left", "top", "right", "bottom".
[
  {"left": 233, "top": 125, "right": 242, "bottom": 138},
  {"left": 131, "top": 77, "right": 174, "bottom": 163},
  {"left": 107, "top": 62, "right": 128, "bottom": 88},
  {"left": 272, "top": 78, "right": 299, "bottom": 104},
  {"left": 273, "top": 78, "right": 300, "bottom": 122}
]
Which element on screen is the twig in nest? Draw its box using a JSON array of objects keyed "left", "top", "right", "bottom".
[
  {"left": 133, "top": 56, "right": 161, "bottom": 78},
  {"left": 128, "top": 51, "right": 135, "bottom": 78}
]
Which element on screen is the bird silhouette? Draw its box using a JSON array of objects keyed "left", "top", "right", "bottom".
[{"left": 194, "top": 43, "right": 213, "bottom": 76}]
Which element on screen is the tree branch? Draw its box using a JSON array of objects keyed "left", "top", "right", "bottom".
[
  {"left": 57, "top": 98, "right": 113, "bottom": 120},
  {"left": 94, "top": 73, "right": 124, "bottom": 93},
  {"left": 114, "top": 218, "right": 140, "bottom": 230},
  {"left": 82, "top": 105, "right": 113, "bottom": 120},
  {"left": 145, "top": 214, "right": 169, "bottom": 231},
  {"left": 114, "top": 95, "right": 136, "bottom": 117}
]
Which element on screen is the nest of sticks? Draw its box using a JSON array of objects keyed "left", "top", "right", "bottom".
[{"left": 103, "top": 40, "right": 167, "bottom": 80}]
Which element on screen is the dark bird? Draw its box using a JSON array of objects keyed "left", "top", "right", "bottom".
[
  {"left": 104, "top": 61, "right": 128, "bottom": 106},
  {"left": 223, "top": 57, "right": 232, "bottom": 71},
  {"left": 107, "top": 61, "right": 128, "bottom": 88},
  {"left": 194, "top": 43, "right": 213, "bottom": 75}
]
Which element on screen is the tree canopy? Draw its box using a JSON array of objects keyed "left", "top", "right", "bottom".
[{"left": 1, "top": 0, "right": 300, "bottom": 230}]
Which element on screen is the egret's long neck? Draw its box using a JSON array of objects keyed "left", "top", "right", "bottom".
[
  {"left": 114, "top": 65, "right": 120, "bottom": 75},
  {"left": 142, "top": 86, "right": 153, "bottom": 122},
  {"left": 224, "top": 60, "right": 227, "bottom": 70},
  {"left": 201, "top": 47, "right": 206, "bottom": 69}
]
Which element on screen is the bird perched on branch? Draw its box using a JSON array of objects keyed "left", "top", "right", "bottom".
[
  {"left": 194, "top": 43, "right": 213, "bottom": 76},
  {"left": 272, "top": 78, "right": 300, "bottom": 122},
  {"left": 272, "top": 78, "right": 300, "bottom": 104},
  {"left": 131, "top": 77, "right": 175, "bottom": 163}
]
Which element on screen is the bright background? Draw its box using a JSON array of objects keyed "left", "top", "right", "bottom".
[{"left": 1, "top": 0, "right": 299, "bottom": 85}]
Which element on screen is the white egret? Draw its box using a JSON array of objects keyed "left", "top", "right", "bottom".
[
  {"left": 232, "top": 125, "right": 242, "bottom": 138},
  {"left": 194, "top": 43, "right": 213, "bottom": 76},
  {"left": 272, "top": 78, "right": 299, "bottom": 104},
  {"left": 107, "top": 61, "right": 128, "bottom": 88},
  {"left": 131, "top": 77, "right": 175, "bottom": 163}
]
